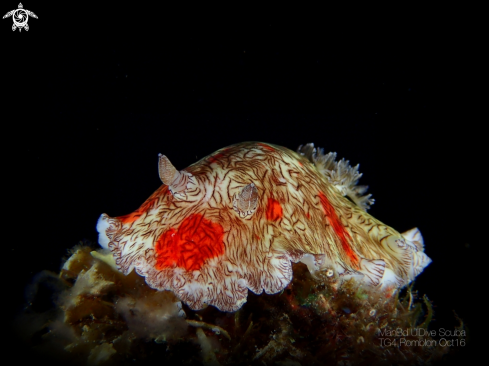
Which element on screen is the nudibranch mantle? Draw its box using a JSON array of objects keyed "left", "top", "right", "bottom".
[{"left": 97, "top": 142, "right": 431, "bottom": 312}]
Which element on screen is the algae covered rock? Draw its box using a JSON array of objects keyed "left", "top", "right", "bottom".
[{"left": 19, "top": 243, "right": 457, "bottom": 365}]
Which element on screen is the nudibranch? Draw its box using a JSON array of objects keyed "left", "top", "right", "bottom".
[{"left": 97, "top": 142, "right": 431, "bottom": 312}]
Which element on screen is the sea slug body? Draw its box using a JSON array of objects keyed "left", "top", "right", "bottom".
[{"left": 97, "top": 142, "right": 431, "bottom": 311}]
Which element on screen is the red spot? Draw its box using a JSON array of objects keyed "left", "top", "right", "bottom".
[
  {"left": 119, "top": 186, "right": 168, "bottom": 224},
  {"left": 384, "top": 286, "right": 395, "bottom": 298},
  {"left": 155, "top": 214, "right": 225, "bottom": 271},
  {"left": 255, "top": 234, "right": 261, "bottom": 241},
  {"left": 208, "top": 153, "right": 224, "bottom": 163},
  {"left": 306, "top": 212, "right": 310, "bottom": 219},
  {"left": 318, "top": 191, "right": 359, "bottom": 265},
  {"left": 298, "top": 161, "right": 303, "bottom": 167},
  {"left": 258, "top": 143, "right": 275, "bottom": 151},
  {"left": 266, "top": 198, "right": 283, "bottom": 221}
]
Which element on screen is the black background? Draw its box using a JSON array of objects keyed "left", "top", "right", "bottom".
[{"left": 2, "top": 3, "right": 481, "bottom": 365}]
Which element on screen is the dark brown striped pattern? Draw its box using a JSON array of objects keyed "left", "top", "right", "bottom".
[{"left": 98, "top": 142, "right": 430, "bottom": 311}]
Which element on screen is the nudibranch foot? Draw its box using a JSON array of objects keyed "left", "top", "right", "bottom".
[{"left": 97, "top": 142, "right": 431, "bottom": 312}]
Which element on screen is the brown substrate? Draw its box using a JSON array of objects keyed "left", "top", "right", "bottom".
[{"left": 18, "top": 244, "right": 459, "bottom": 366}]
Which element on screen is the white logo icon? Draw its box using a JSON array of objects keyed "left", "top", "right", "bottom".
[{"left": 3, "top": 3, "right": 37, "bottom": 32}]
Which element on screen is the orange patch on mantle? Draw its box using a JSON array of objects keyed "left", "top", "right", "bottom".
[
  {"left": 155, "top": 214, "right": 225, "bottom": 272},
  {"left": 318, "top": 191, "right": 359, "bottom": 265},
  {"left": 118, "top": 186, "right": 168, "bottom": 224},
  {"left": 266, "top": 197, "right": 283, "bottom": 221},
  {"left": 258, "top": 143, "right": 275, "bottom": 151}
]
